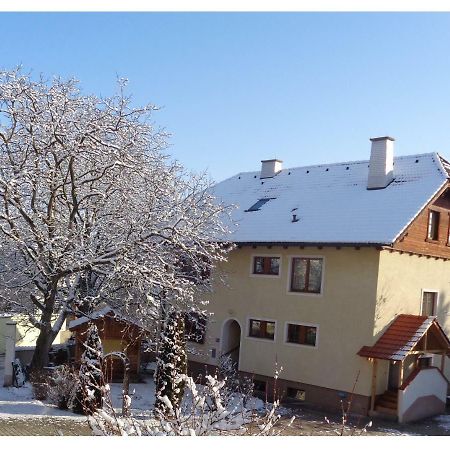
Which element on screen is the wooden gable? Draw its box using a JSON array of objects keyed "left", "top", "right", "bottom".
[{"left": 393, "top": 183, "right": 450, "bottom": 259}]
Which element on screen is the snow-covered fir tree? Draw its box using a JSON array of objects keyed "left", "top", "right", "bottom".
[
  {"left": 72, "top": 323, "right": 105, "bottom": 415},
  {"left": 154, "top": 307, "right": 187, "bottom": 416}
]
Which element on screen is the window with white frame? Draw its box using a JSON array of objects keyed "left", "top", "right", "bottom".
[
  {"left": 421, "top": 291, "right": 437, "bottom": 316},
  {"left": 252, "top": 256, "right": 280, "bottom": 275},
  {"left": 286, "top": 323, "right": 317, "bottom": 346},
  {"left": 427, "top": 210, "right": 440, "bottom": 241},
  {"left": 290, "top": 257, "right": 323, "bottom": 293},
  {"left": 248, "top": 319, "right": 275, "bottom": 340}
]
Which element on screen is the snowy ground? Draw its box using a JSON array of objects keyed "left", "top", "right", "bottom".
[{"left": 1, "top": 364, "right": 450, "bottom": 436}]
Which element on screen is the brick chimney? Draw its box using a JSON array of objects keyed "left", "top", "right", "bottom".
[
  {"left": 367, "top": 136, "right": 395, "bottom": 190},
  {"left": 260, "top": 159, "right": 283, "bottom": 179}
]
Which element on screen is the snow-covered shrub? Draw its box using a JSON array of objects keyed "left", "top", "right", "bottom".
[
  {"left": 47, "top": 365, "right": 78, "bottom": 410},
  {"left": 217, "top": 355, "right": 253, "bottom": 407},
  {"left": 72, "top": 323, "right": 105, "bottom": 415},
  {"left": 88, "top": 373, "right": 292, "bottom": 436},
  {"left": 29, "top": 370, "right": 49, "bottom": 400}
]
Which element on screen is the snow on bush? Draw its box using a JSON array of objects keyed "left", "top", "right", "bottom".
[
  {"left": 88, "top": 373, "right": 293, "bottom": 436},
  {"left": 72, "top": 323, "right": 105, "bottom": 415},
  {"left": 47, "top": 365, "right": 78, "bottom": 410}
]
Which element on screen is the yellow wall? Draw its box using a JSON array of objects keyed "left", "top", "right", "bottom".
[
  {"left": 0, "top": 314, "right": 72, "bottom": 352},
  {"left": 191, "top": 246, "right": 382, "bottom": 396},
  {"left": 375, "top": 250, "right": 450, "bottom": 386}
]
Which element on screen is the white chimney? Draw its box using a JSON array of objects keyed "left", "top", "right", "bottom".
[
  {"left": 367, "top": 136, "right": 395, "bottom": 190},
  {"left": 260, "top": 159, "right": 283, "bottom": 179}
]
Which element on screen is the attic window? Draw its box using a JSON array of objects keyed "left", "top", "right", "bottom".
[
  {"left": 427, "top": 210, "right": 440, "bottom": 241},
  {"left": 245, "top": 198, "right": 274, "bottom": 212}
]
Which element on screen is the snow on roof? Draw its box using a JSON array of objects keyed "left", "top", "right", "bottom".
[
  {"left": 69, "top": 306, "right": 147, "bottom": 331},
  {"left": 212, "top": 153, "right": 448, "bottom": 244}
]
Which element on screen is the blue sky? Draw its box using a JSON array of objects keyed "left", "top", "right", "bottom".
[{"left": 2, "top": 12, "right": 450, "bottom": 181}]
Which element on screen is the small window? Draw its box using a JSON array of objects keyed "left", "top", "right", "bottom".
[
  {"left": 427, "top": 210, "right": 440, "bottom": 240},
  {"left": 418, "top": 356, "right": 432, "bottom": 369},
  {"left": 185, "top": 312, "right": 206, "bottom": 344},
  {"left": 245, "top": 198, "right": 274, "bottom": 212},
  {"left": 421, "top": 291, "right": 437, "bottom": 316},
  {"left": 253, "top": 379, "right": 267, "bottom": 392},
  {"left": 249, "top": 319, "right": 275, "bottom": 340},
  {"left": 286, "top": 323, "right": 317, "bottom": 346},
  {"left": 286, "top": 387, "right": 305, "bottom": 401},
  {"left": 290, "top": 258, "right": 323, "bottom": 293},
  {"left": 253, "top": 256, "right": 280, "bottom": 275}
]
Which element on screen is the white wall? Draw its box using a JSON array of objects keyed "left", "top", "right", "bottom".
[{"left": 398, "top": 368, "right": 447, "bottom": 423}]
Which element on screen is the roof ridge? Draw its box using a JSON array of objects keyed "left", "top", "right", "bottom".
[{"left": 224, "top": 152, "right": 439, "bottom": 179}]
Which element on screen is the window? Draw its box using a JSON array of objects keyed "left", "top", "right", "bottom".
[
  {"left": 418, "top": 356, "right": 432, "bottom": 368},
  {"left": 421, "top": 291, "right": 437, "bottom": 316},
  {"left": 286, "top": 323, "right": 317, "bottom": 346},
  {"left": 286, "top": 387, "right": 306, "bottom": 401},
  {"left": 427, "top": 210, "right": 440, "bottom": 240},
  {"left": 245, "top": 198, "right": 274, "bottom": 212},
  {"left": 249, "top": 319, "right": 275, "bottom": 340},
  {"left": 185, "top": 312, "right": 206, "bottom": 344},
  {"left": 253, "top": 256, "right": 280, "bottom": 275},
  {"left": 290, "top": 258, "right": 323, "bottom": 293},
  {"left": 253, "top": 379, "right": 267, "bottom": 392}
]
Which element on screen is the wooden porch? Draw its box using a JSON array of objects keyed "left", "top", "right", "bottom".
[{"left": 358, "top": 314, "right": 450, "bottom": 422}]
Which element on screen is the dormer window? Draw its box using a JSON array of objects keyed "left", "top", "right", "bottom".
[
  {"left": 245, "top": 198, "right": 274, "bottom": 212},
  {"left": 427, "top": 210, "right": 440, "bottom": 241}
]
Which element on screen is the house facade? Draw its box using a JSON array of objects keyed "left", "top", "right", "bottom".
[{"left": 188, "top": 136, "right": 450, "bottom": 422}]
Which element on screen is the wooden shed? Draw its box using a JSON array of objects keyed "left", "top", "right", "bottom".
[{"left": 69, "top": 306, "right": 146, "bottom": 382}]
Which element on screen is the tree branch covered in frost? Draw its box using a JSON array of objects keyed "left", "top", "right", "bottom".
[{"left": 0, "top": 68, "right": 233, "bottom": 370}]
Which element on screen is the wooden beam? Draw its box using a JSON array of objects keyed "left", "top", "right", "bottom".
[
  {"left": 370, "top": 359, "right": 378, "bottom": 412},
  {"left": 408, "top": 349, "right": 444, "bottom": 355}
]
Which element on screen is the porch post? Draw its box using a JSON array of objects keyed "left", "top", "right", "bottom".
[
  {"left": 399, "top": 360, "right": 404, "bottom": 387},
  {"left": 370, "top": 358, "right": 377, "bottom": 412},
  {"left": 441, "top": 352, "right": 446, "bottom": 373}
]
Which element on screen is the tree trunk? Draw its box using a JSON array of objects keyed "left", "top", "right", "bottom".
[{"left": 29, "top": 307, "right": 56, "bottom": 372}]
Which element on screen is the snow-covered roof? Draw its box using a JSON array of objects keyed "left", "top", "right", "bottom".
[
  {"left": 212, "top": 153, "right": 449, "bottom": 245},
  {"left": 69, "top": 306, "right": 147, "bottom": 331}
]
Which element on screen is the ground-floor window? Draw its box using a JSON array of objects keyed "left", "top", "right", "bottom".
[
  {"left": 286, "top": 387, "right": 306, "bottom": 401},
  {"left": 253, "top": 379, "right": 267, "bottom": 393},
  {"left": 185, "top": 312, "right": 207, "bottom": 343},
  {"left": 248, "top": 319, "right": 275, "bottom": 340},
  {"left": 286, "top": 323, "right": 317, "bottom": 346}
]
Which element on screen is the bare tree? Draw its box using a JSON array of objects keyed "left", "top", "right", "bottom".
[{"left": 0, "top": 69, "right": 231, "bottom": 371}]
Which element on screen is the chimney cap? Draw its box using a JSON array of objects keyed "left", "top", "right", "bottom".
[
  {"left": 261, "top": 158, "right": 283, "bottom": 163},
  {"left": 370, "top": 136, "right": 395, "bottom": 142}
]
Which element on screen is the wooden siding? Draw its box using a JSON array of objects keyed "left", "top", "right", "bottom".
[
  {"left": 393, "top": 184, "right": 450, "bottom": 258},
  {"left": 72, "top": 314, "right": 143, "bottom": 381}
]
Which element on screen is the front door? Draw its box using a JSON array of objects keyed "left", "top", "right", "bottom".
[{"left": 388, "top": 362, "right": 400, "bottom": 390}]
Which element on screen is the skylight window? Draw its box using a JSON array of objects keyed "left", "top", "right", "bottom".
[{"left": 245, "top": 198, "right": 274, "bottom": 212}]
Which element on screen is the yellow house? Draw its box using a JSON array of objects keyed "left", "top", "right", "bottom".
[
  {"left": 0, "top": 314, "right": 71, "bottom": 353},
  {"left": 188, "top": 136, "right": 450, "bottom": 423}
]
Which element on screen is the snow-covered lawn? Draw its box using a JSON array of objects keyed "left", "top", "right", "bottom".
[
  {"left": 0, "top": 367, "right": 266, "bottom": 422},
  {"left": 0, "top": 364, "right": 158, "bottom": 420}
]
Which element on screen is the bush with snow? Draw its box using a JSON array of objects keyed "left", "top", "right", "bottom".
[
  {"left": 88, "top": 373, "right": 292, "bottom": 436},
  {"left": 72, "top": 323, "right": 105, "bottom": 415},
  {"left": 47, "top": 365, "right": 78, "bottom": 410}
]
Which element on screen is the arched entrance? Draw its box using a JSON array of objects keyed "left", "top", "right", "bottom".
[{"left": 221, "top": 319, "right": 241, "bottom": 368}]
